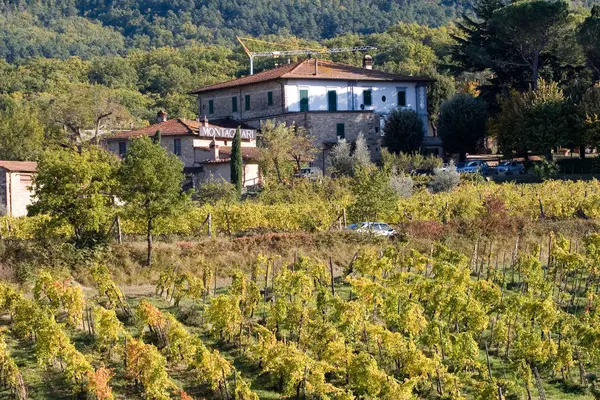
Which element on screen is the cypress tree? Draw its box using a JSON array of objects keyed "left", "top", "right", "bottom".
[
  {"left": 152, "top": 130, "right": 162, "bottom": 144},
  {"left": 231, "top": 127, "right": 243, "bottom": 196}
]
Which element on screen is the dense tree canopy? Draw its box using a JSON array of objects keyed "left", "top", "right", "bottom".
[{"left": 438, "top": 93, "right": 488, "bottom": 161}]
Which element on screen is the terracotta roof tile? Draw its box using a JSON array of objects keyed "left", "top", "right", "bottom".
[
  {"left": 0, "top": 161, "right": 37, "bottom": 172},
  {"left": 190, "top": 59, "right": 433, "bottom": 93},
  {"left": 103, "top": 119, "right": 199, "bottom": 139}
]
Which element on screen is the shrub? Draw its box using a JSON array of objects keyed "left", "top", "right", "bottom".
[
  {"left": 438, "top": 93, "right": 488, "bottom": 161},
  {"left": 195, "top": 175, "right": 238, "bottom": 205},
  {"left": 429, "top": 161, "right": 460, "bottom": 193},
  {"left": 382, "top": 109, "right": 425, "bottom": 154},
  {"left": 330, "top": 139, "right": 353, "bottom": 176},
  {"left": 389, "top": 171, "right": 414, "bottom": 198},
  {"left": 532, "top": 160, "right": 559, "bottom": 180}
]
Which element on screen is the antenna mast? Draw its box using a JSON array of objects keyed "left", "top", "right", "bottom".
[{"left": 236, "top": 37, "right": 376, "bottom": 75}]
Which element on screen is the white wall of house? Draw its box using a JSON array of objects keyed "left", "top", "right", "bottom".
[
  {"left": 202, "top": 162, "right": 260, "bottom": 187},
  {"left": 284, "top": 80, "right": 419, "bottom": 115},
  {"left": 0, "top": 170, "right": 34, "bottom": 217}
]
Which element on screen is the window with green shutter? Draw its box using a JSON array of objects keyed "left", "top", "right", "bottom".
[
  {"left": 208, "top": 99, "right": 214, "bottom": 114},
  {"left": 267, "top": 91, "right": 273, "bottom": 106},
  {"left": 328, "top": 90, "right": 337, "bottom": 111},
  {"left": 397, "top": 90, "right": 407, "bottom": 107},
  {"left": 336, "top": 123, "right": 345, "bottom": 139},
  {"left": 245, "top": 94, "right": 250, "bottom": 111},
  {"left": 300, "top": 89, "right": 309, "bottom": 112},
  {"left": 232, "top": 96, "right": 238, "bottom": 112},
  {"left": 363, "top": 89, "right": 372, "bottom": 106}
]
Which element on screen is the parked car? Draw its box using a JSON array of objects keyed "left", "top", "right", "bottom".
[
  {"left": 296, "top": 167, "right": 323, "bottom": 180},
  {"left": 457, "top": 160, "right": 494, "bottom": 175},
  {"left": 347, "top": 222, "right": 397, "bottom": 237},
  {"left": 496, "top": 161, "right": 526, "bottom": 175}
]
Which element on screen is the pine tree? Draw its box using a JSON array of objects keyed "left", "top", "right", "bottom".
[{"left": 231, "top": 127, "right": 243, "bottom": 197}]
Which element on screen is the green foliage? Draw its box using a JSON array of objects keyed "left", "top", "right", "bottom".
[
  {"left": 578, "top": 5, "right": 600, "bottom": 80},
  {"left": 532, "top": 159, "right": 560, "bottom": 181},
  {"left": 0, "top": 95, "right": 53, "bottom": 161},
  {"left": 29, "top": 145, "right": 119, "bottom": 248},
  {"left": 438, "top": 93, "right": 488, "bottom": 160},
  {"left": 494, "top": 79, "right": 567, "bottom": 158},
  {"left": 490, "top": 0, "right": 571, "bottom": 88},
  {"left": 195, "top": 175, "right": 238, "bottom": 206},
  {"left": 349, "top": 167, "right": 396, "bottom": 221},
  {"left": 382, "top": 108, "right": 425, "bottom": 154},
  {"left": 117, "top": 136, "right": 189, "bottom": 265}
]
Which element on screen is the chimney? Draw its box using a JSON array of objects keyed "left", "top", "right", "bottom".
[
  {"left": 363, "top": 55, "right": 373, "bottom": 70},
  {"left": 156, "top": 110, "right": 167, "bottom": 122},
  {"left": 209, "top": 139, "right": 219, "bottom": 161}
]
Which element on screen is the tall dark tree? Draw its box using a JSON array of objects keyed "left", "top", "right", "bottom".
[
  {"left": 382, "top": 109, "right": 425, "bottom": 154},
  {"left": 438, "top": 94, "right": 488, "bottom": 161},
  {"left": 578, "top": 5, "right": 600, "bottom": 81},
  {"left": 490, "top": 0, "right": 571, "bottom": 90},
  {"left": 230, "top": 127, "right": 243, "bottom": 197},
  {"left": 452, "top": 0, "right": 575, "bottom": 99}
]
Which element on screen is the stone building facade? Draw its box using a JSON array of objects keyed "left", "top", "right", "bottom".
[
  {"left": 0, "top": 161, "right": 37, "bottom": 217},
  {"left": 192, "top": 58, "right": 437, "bottom": 170}
]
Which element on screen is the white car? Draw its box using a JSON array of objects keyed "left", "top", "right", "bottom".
[
  {"left": 496, "top": 161, "right": 525, "bottom": 175},
  {"left": 348, "top": 222, "right": 397, "bottom": 237},
  {"left": 296, "top": 167, "right": 323, "bottom": 180},
  {"left": 457, "top": 160, "right": 494, "bottom": 175}
]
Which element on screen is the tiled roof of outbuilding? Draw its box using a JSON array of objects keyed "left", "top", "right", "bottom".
[
  {"left": 190, "top": 59, "right": 433, "bottom": 94},
  {"left": 0, "top": 161, "right": 37, "bottom": 172},
  {"left": 104, "top": 119, "right": 199, "bottom": 139},
  {"left": 103, "top": 119, "right": 255, "bottom": 140}
]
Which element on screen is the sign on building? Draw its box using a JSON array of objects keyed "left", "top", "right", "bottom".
[{"left": 199, "top": 126, "right": 255, "bottom": 140}]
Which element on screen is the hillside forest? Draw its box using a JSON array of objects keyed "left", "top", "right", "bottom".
[{"left": 0, "top": 0, "right": 599, "bottom": 164}]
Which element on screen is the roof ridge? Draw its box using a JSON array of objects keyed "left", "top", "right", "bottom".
[
  {"left": 177, "top": 118, "right": 197, "bottom": 134},
  {"left": 288, "top": 59, "right": 309, "bottom": 73}
]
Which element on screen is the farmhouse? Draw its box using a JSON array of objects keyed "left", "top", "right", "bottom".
[
  {"left": 102, "top": 112, "right": 261, "bottom": 188},
  {"left": 191, "top": 56, "right": 439, "bottom": 167},
  {"left": 0, "top": 161, "right": 37, "bottom": 217}
]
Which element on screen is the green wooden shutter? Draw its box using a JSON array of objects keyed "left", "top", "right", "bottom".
[
  {"left": 328, "top": 90, "right": 337, "bottom": 111},
  {"left": 208, "top": 100, "right": 214, "bottom": 114},
  {"left": 300, "top": 90, "right": 309, "bottom": 112},
  {"left": 363, "top": 90, "right": 372, "bottom": 106},
  {"left": 245, "top": 95, "right": 250, "bottom": 110},
  {"left": 336, "top": 123, "right": 345, "bottom": 139},
  {"left": 232, "top": 96, "right": 238, "bottom": 112},
  {"left": 267, "top": 91, "right": 273, "bottom": 106}
]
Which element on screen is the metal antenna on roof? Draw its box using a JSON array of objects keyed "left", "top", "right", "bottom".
[{"left": 236, "top": 36, "right": 376, "bottom": 75}]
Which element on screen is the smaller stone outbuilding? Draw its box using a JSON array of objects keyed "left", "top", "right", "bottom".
[
  {"left": 101, "top": 112, "right": 261, "bottom": 189},
  {"left": 0, "top": 161, "right": 37, "bottom": 217}
]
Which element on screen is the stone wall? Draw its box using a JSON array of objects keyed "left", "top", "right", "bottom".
[
  {"left": 243, "top": 111, "right": 382, "bottom": 172},
  {"left": 198, "top": 81, "right": 285, "bottom": 121}
]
